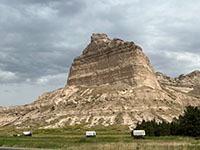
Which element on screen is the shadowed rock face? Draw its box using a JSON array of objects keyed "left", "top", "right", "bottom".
[{"left": 67, "top": 33, "right": 161, "bottom": 90}]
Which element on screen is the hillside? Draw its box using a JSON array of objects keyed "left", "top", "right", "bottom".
[{"left": 0, "top": 34, "right": 199, "bottom": 129}]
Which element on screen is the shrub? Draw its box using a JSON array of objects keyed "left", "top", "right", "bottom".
[{"left": 135, "top": 106, "right": 200, "bottom": 137}]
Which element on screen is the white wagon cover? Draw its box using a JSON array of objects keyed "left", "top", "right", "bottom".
[
  {"left": 86, "top": 131, "right": 96, "bottom": 136},
  {"left": 23, "top": 131, "right": 31, "bottom": 135},
  {"left": 133, "top": 130, "right": 145, "bottom": 136}
]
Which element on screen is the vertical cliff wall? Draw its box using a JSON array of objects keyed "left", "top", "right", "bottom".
[{"left": 67, "top": 33, "right": 161, "bottom": 90}]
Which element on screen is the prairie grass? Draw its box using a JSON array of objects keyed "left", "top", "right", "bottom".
[
  {"left": 0, "top": 126, "right": 199, "bottom": 149},
  {"left": 0, "top": 135, "right": 199, "bottom": 150}
]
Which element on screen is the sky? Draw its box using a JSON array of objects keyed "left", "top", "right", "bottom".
[{"left": 0, "top": 0, "right": 200, "bottom": 107}]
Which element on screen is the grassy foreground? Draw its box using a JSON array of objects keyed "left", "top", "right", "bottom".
[
  {"left": 0, "top": 136, "right": 199, "bottom": 150},
  {"left": 0, "top": 125, "right": 199, "bottom": 150}
]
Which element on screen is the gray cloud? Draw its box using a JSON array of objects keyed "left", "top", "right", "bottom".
[{"left": 0, "top": 0, "right": 200, "bottom": 106}]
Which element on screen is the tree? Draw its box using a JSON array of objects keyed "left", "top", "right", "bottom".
[
  {"left": 170, "top": 118, "right": 180, "bottom": 135},
  {"left": 158, "top": 121, "right": 171, "bottom": 136},
  {"left": 134, "top": 106, "right": 200, "bottom": 137},
  {"left": 134, "top": 119, "right": 169, "bottom": 136},
  {"left": 178, "top": 106, "right": 200, "bottom": 137},
  {"left": 135, "top": 120, "right": 155, "bottom": 136}
]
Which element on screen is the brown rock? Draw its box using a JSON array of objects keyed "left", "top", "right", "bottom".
[
  {"left": 67, "top": 33, "right": 161, "bottom": 90},
  {"left": 156, "top": 70, "right": 200, "bottom": 87}
]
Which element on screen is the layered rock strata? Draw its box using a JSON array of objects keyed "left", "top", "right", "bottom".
[
  {"left": 0, "top": 34, "right": 200, "bottom": 129},
  {"left": 67, "top": 33, "right": 161, "bottom": 90},
  {"left": 156, "top": 70, "right": 200, "bottom": 87},
  {"left": 156, "top": 70, "right": 200, "bottom": 96}
]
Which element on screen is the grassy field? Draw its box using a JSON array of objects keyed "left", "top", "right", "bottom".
[{"left": 0, "top": 125, "right": 199, "bottom": 150}]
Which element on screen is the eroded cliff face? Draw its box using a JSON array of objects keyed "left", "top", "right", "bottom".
[
  {"left": 0, "top": 34, "right": 200, "bottom": 129},
  {"left": 156, "top": 70, "right": 200, "bottom": 97},
  {"left": 156, "top": 70, "right": 200, "bottom": 87},
  {"left": 67, "top": 33, "right": 161, "bottom": 90}
]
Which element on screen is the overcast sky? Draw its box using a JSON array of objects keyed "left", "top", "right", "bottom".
[{"left": 0, "top": 0, "right": 200, "bottom": 107}]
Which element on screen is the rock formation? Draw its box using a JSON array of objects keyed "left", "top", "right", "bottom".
[
  {"left": 0, "top": 34, "right": 200, "bottom": 129},
  {"left": 67, "top": 33, "right": 161, "bottom": 90},
  {"left": 156, "top": 70, "right": 200, "bottom": 96},
  {"left": 156, "top": 70, "right": 200, "bottom": 87}
]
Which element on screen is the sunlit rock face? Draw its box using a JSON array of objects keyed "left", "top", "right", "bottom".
[{"left": 67, "top": 33, "right": 161, "bottom": 90}]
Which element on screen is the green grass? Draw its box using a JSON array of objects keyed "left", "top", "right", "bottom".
[
  {"left": 32, "top": 124, "right": 130, "bottom": 136},
  {"left": 0, "top": 135, "right": 199, "bottom": 150},
  {"left": 0, "top": 126, "right": 199, "bottom": 150},
  {"left": 0, "top": 135, "right": 200, "bottom": 150}
]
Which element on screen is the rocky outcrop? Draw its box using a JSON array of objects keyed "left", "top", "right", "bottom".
[
  {"left": 67, "top": 33, "right": 161, "bottom": 90},
  {"left": 156, "top": 70, "right": 200, "bottom": 95},
  {"left": 156, "top": 70, "right": 200, "bottom": 87},
  {"left": 0, "top": 107, "right": 6, "bottom": 111},
  {"left": 0, "top": 34, "right": 200, "bottom": 129}
]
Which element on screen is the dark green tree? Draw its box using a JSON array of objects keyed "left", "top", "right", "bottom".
[
  {"left": 178, "top": 106, "right": 200, "bottom": 137},
  {"left": 135, "top": 120, "right": 155, "bottom": 136},
  {"left": 134, "top": 106, "right": 200, "bottom": 137},
  {"left": 170, "top": 118, "right": 180, "bottom": 135},
  {"left": 160, "top": 121, "right": 171, "bottom": 136},
  {"left": 135, "top": 119, "right": 170, "bottom": 136}
]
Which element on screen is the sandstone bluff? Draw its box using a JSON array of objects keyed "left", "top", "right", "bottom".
[{"left": 0, "top": 34, "right": 200, "bottom": 129}]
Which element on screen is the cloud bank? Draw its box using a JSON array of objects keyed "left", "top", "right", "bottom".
[{"left": 0, "top": 0, "right": 200, "bottom": 106}]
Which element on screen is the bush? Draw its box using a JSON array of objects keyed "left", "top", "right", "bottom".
[
  {"left": 134, "top": 106, "right": 200, "bottom": 137},
  {"left": 178, "top": 106, "right": 200, "bottom": 137},
  {"left": 135, "top": 120, "right": 170, "bottom": 136}
]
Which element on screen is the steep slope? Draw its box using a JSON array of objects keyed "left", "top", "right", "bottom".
[
  {"left": 0, "top": 34, "right": 200, "bottom": 129},
  {"left": 156, "top": 70, "right": 200, "bottom": 96},
  {"left": 67, "top": 33, "right": 161, "bottom": 90},
  {"left": 156, "top": 70, "right": 200, "bottom": 87}
]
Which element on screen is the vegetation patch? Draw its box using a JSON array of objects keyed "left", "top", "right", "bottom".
[
  {"left": 0, "top": 135, "right": 199, "bottom": 150},
  {"left": 135, "top": 106, "right": 200, "bottom": 137}
]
